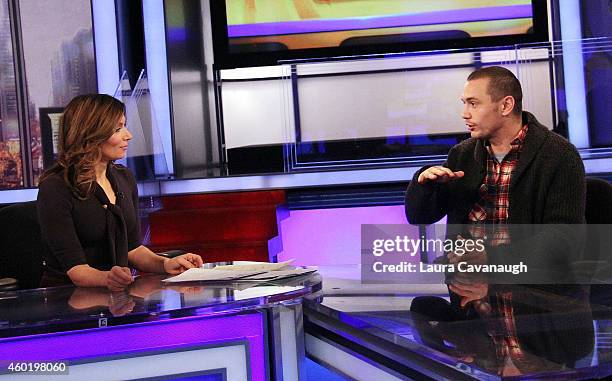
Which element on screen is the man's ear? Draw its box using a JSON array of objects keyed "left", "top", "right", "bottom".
[{"left": 500, "top": 95, "right": 516, "bottom": 116}]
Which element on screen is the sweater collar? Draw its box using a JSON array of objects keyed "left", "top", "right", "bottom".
[
  {"left": 473, "top": 112, "right": 549, "bottom": 174},
  {"left": 509, "top": 112, "right": 550, "bottom": 188}
]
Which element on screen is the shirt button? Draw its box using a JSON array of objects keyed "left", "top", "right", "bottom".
[{"left": 102, "top": 204, "right": 108, "bottom": 209}]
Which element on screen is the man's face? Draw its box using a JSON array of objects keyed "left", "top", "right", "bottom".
[{"left": 460, "top": 78, "right": 504, "bottom": 140}]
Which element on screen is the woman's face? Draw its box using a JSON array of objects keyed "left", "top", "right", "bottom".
[{"left": 100, "top": 115, "right": 132, "bottom": 161}]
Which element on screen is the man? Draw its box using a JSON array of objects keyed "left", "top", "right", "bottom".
[
  {"left": 406, "top": 66, "right": 585, "bottom": 229},
  {"left": 405, "top": 66, "right": 591, "bottom": 372}
]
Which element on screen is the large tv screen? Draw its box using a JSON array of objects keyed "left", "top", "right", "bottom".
[{"left": 210, "top": 0, "right": 548, "bottom": 69}]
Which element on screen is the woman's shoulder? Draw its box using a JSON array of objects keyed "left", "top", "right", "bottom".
[
  {"left": 37, "top": 171, "right": 73, "bottom": 201},
  {"left": 38, "top": 171, "right": 65, "bottom": 188}
]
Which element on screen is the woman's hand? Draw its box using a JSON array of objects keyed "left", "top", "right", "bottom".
[
  {"left": 107, "top": 266, "right": 133, "bottom": 291},
  {"left": 108, "top": 292, "right": 135, "bottom": 316},
  {"left": 163, "top": 253, "right": 203, "bottom": 274}
]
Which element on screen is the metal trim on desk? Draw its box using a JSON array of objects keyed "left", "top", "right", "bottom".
[
  {"left": 303, "top": 304, "right": 484, "bottom": 381},
  {"left": 306, "top": 333, "right": 409, "bottom": 381},
  {"left": 267, "top": 303, "right": 306, "bottom": 381}
]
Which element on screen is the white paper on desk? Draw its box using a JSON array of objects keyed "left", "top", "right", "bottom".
[
  {"left": 162, "top": 268, "right": 265, "bottom": 283},
  {"left": 212, "top": 259, "right": 295, "bottom": 272},
  {"left": 238, "top": 268, "right": 317, "bottom": 281},
  {"left": 234, "top": 286, "right": 304, "bottom": 300}
]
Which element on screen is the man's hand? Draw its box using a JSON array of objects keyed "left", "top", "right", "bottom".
[
  {"left": 447, "top": 235, "right": 488, "bottom": 266},
  {"left": 106, "top": 266, "right": 133, "bottom": 291},
  {"left": 163, "top": 253, "right": 204, "bottom": 275},
  {"left": 447, "top": 234, "right": 489, "bottom": 308},
  {"left": 418, "top": 166, "right": 464, "bottom": 184},
  {"left": 449, "top": 279, "right": 489, "bottom": 308}
]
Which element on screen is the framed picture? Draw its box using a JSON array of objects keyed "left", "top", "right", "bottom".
[{"left": 40, "top": 107, "right": 64, "bottom": 170}]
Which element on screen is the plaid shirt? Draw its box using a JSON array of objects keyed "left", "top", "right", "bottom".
[
  {"left": 469, "top": 124, "right": 528, "bottom": 225},
  {"left": 466, "top": 124, "right": 529, "bottom": 373}
]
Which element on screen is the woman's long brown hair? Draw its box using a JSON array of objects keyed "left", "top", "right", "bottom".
[{"left": 39, "top": 94, "right": 126, "bottom": 199}]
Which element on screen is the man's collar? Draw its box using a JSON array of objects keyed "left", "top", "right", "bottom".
[
  {"left": 510, "top": 124, "right": 529, "bottom": 148},
  {"left": 474, "top": 111, "right": 548, "bottom": 167},
  {"left": 483, "top": 122, "right": 528, "bottom": 148}
]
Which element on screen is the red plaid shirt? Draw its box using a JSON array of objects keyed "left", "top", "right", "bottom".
[
  {"left": 467, "top": 124, "right": 529, "bottom": 373},
  {"left": 469, "top": 124, "right": 528, "bottom": 225}
]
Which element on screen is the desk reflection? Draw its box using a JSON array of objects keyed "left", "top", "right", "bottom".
[
  {"left": 0, "top": 269, "right": 320, "bottom": 338},
  {"left": 67, "top": 275, "right": 209, "bottom": 317},
  {"left": 410, "top": 285, "right": 594, "bottom": 377}
]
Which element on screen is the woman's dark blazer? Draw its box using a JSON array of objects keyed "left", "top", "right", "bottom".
[{"left": 37, "top": 163, "right": 141, "bottom": 286}]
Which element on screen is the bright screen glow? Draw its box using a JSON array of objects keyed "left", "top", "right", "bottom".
[{"left": 226, "top": 0, "right": 535, "bottom": 53}]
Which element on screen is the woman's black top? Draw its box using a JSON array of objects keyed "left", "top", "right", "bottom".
[{"left": 37, "top": 163, "right": 141, "bottom": 286}]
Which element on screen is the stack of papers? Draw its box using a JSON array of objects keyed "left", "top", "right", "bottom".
[
  {"left": 162, "top": 260, "right": 317, "bottom": 283},
  {"left": 212, "top": 260, "right": 294, "bottom": 272},
  {"left": 162, "top": 269, "right": 264, "bottom": 283},
  {"left": 233, "top": 268, "right": 316, "bottom": 281}
]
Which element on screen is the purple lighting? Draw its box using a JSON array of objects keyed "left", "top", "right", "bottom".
[
  {"left": 0, "top": 312, "right": 266, "bottom": 380},
  {"left": 228, "top": 5, "right": 533, "bottom": 38},
  {"left": 278, "top": 205, "right": 409, "bottom": 266}
]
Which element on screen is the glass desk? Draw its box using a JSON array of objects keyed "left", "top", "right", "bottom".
[
  {"left": 0, "top": 267, "right": 322, "bottom": 381},
  {"left": 303, "top": 265, "right": 612, "bottom": 381}
]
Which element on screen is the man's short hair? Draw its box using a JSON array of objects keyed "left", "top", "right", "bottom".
[{"left": 467, "top": 66, "right": 523, "bottom": 115}]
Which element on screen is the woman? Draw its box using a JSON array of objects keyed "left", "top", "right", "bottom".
[{"left": 37, "top": 94, "right": 202, "bottom": 290}]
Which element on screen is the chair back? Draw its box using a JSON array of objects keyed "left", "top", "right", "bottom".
[
  {"left": 586, "top": 177, "right": 612, "bottom": 224},
  {"left": 585, "top": 178, "right": 612, "bottom": 309},
  {"left": 0, "top": 201, "right": 44, "bottom": 289}
]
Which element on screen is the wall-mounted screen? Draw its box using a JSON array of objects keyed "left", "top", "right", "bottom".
[{"left": 210, "top": 0, "right": 548, "bottom": 69}]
